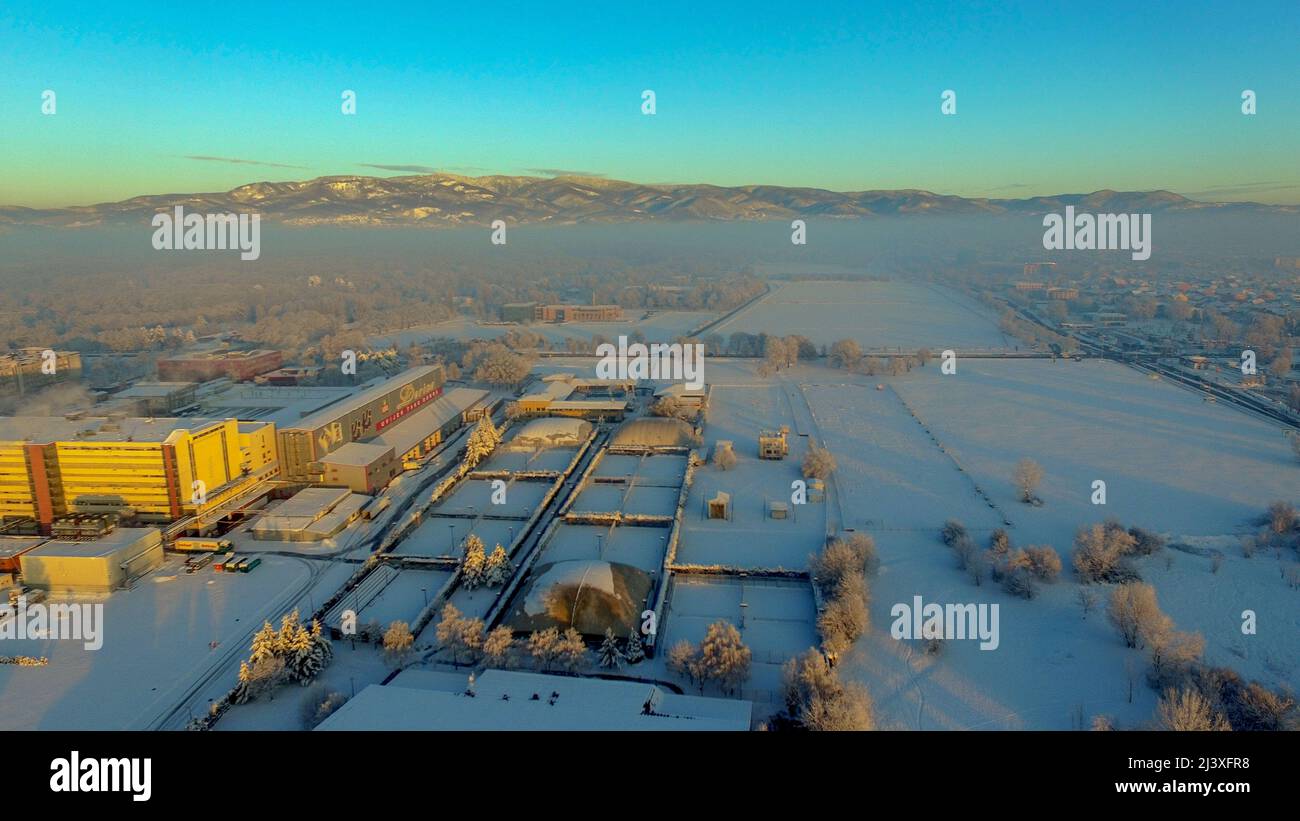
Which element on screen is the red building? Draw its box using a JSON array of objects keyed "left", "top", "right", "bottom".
[{"left": 157, "top": 349, "right": 283, "bottom": 382}]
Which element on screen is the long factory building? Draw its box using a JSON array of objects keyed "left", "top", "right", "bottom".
[
  {"left": 0, "top": 414, "right": 277, "bottom": 532},
  {"left": 275, "top": 365, "right": 449, "bottom": 482},
  {"left": 0, "top": 366, "right": 475, "bottom": 534}
]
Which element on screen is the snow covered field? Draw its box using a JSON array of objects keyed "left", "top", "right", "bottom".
[
  {"left": 678, "top": 368, "right": 827, "bottom": 569},
  {"left": 710, "top": 280, "right": 1009, "bottom": 350},
  {"left": 661, "top": 575, "right": 818, "bottom": 707},
  {"left": 0, "top": 554, "right": 321, "bottom": 730},
  {"left": 371, "top": 310, "right": 718, "bottom": 349},
  {"left": 797, "top": 357, "right": 1299, "bottom": 729}
]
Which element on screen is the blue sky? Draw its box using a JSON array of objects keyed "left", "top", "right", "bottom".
[{"left": 1, "top": 1, "right": 1297, "bottom": 207}]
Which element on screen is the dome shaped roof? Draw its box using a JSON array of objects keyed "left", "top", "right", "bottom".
[{"left": 507, "top": 559, "right": 653, "bottom": 637}]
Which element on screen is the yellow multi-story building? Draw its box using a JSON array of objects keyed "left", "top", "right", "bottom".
[{"left": 0, "top": 415, "right": 277, "bottom": 531}]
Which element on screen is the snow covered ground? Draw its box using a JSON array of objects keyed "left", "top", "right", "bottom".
[
  {"left": 678, "top": 367, "right": 827, "bottom": 569},
  {"left": 798, "top": 357, "right": 1299, "bottom": 729},
  {"left": 0, "top": 554, "right": 326, "bottom": 730},
  {"left": 661, "top": 575, "right": 818, "bottom": 709},
  {"left": 709, "top": 280, "right": 1010, "bottom": 350},
  {"left": 371, "top": 310, "right": 718, "bottom": 349}
]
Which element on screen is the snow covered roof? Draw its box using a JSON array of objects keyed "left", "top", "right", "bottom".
[
  {"left": 507, "top": 559, "right": 652, "bottom": 637},
  {"left": 611, "top": 417, "right": 696, "bottom": 447},
  {"left": 316, "top": 669, "right": 752, "bottom": 731},
  {"left": 509, "top": 417, "right": 592, "bottom": 449}
]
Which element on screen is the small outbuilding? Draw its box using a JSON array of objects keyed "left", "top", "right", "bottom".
[{"left": 707, "top": 491, "right": 732, "bottom": 520}]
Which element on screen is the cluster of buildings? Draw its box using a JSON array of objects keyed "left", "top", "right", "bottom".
[
  {"left": 0, "top": 348, "right": 82, "bottom": 399},
  {"left": 0, "top": 363, "right": 490, "bottom": 554},
  {"left": 500, "top": 303, "right": 623, "bottom": 324}
]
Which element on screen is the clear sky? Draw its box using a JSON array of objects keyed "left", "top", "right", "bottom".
[{"left": 1, "top": 1, "right": 1297, "bottom": 207}]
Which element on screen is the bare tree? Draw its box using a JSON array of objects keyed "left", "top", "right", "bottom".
[
  {"left": 483, "top": 625, "right": 514, "bottom": 668},
  {"left": 1013, "top": 458, "right": 1044, "bottom": 503},
  {"left": 1154, "top": 688, "right": 1230, "bottom": 731},
  {"left": 1107, "top": 582, "right": 1164, "bottom": 649},
  {"left": 802, "top": 444, "right": 837, "bottom": 480}
]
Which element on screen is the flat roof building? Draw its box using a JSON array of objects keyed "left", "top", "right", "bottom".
[
  {"left": 19, "top": 527, "right": 163, "bottom": 592},
  {"left": 275, "top": 366, "right": 446, "bottom": 482},
  {"left": 317, "top": 669, "right": 752, "bottom": 731},
  {"left": 157, "top": 348, "right": 283, "bottom": 383},
  {"left": 0, "top": 415, "right": 277, "bottom": 531}
]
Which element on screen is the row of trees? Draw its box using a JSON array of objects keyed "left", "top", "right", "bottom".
[
  {"left": 233, "top": 610, "right": 334, "bottom": 704},
  {"left": 941, "top": 520, "right": 1060, "bottom": 598},
  {"left": 431, "top": 604, "right": 599, "bottom": 673},
  {"left": 461, "top": 535, "right": 514, "bottom": 589},
  {"left": 828, "top": 339, "right": 932, "bottom": 376},
  {"left": 810, "top": 534, "right": 874, "bottom": 660}
]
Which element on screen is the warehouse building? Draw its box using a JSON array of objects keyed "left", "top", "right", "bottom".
[
  {"left": 157, "top": 348, "right": 283, "bottom": 382},
  {"left": 275, "top": 366, "right": 448, "bottom": 482},
  {"left": 0, "top": 415, "right": 277, "bottom": 532},
  {"left": 19, "top": 527, "right": 164, "bottom": 592},
  {"left": 313, "top": 442, "right": 400, "bottom": 495},
  {"left": 250, "top": 487, "right": 369, "bottom": 542}
]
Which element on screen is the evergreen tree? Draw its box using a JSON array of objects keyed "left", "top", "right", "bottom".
[
  {"left": 483, "top": 545, "right": 513, "bottom": 587},
  {"left": 461, "top": 535, "right": 487, "bottom": 589},
  {"left": 597, "top": 627, "right": 625, "bottom": 669},
  {"left": 624, "top": 628, "right": 646, "bottom": 664}
]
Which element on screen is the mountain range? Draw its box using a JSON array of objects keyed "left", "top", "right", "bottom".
[{"left": 2, "top": 174, "right": 1294, "bottom": 227}]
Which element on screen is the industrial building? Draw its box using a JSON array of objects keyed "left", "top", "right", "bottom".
[
  {"left": 0, "top": 415, "right": 277, "bottom": 531},
  {"left": 156, "top": 348, "right": 283, "bottom": 382},
  {"left": 275, "top": 366, "right": 447, "bottom": 482},
  {"left": 499, "top": 303, "right": 624, "bottom": 323},
  {"left": 250, "top": 486, "right": 369, "bottom": 542},
  {"left": 100, "top": 381, "right": 198, "bottom": 416},
  {"left": 318, "top": 669, "right": 753, "bottom": 731},
  {"left": 516, "top": 375, "right": 630, "bottom": 420},
  {"left": 313, "top": 442, "right": 400, "bottom": 494},
  {"left": 18, "top": 527, "right": 164, "bottom": 592},
  {"left": 0, "top": 348, "right": 82, "bottom": 398}
]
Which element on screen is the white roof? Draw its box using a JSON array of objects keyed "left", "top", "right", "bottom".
[{"left": 317, "top": 669, "right": 752, "bottom": 731}]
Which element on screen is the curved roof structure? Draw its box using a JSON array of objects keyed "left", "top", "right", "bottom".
[
  {"left": 507, "top": 559, "right": 652, "bottom": 637},
  {"left": 509, "top": 417, "right": 592, "bottom": 449},
  {"left": 611, "top": 417, "right": 695, "bottom": 448}
]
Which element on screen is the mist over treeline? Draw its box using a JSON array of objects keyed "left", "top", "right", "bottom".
[{"left": 0, "top": 214, "right": 1295, "bottom": 357}]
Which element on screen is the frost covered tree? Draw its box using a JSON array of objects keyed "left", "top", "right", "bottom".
[
  {"left": 382, "top": 621, "right": 415, "bottom": 667},
  {"left": 464, "top": 417, "right": 502, "bottom": 468},
  {"left": 461, "top": 535, "right": 487, "bottom": 589},
  {"left": 1107, "top": 582, "right": 1164, "bottom": 649},
  {"left": 1013, "top": 458, "right": 1043, "bottom": 503},
  {"left": 483, "top": 545, "right": 513, "bottom": 587},
  {"left": 666, "top": 639, "right": 699, "bottom": 685},
  {"left": 781, "top": 648, "right": 874, "bottom": 731},
  {"left": 483, "top": 625, "right": 514, "bottom": 668},
  {"left": 597, "top": 627, "right": 625, "bottom": 669},
  {"left": 624, "top": 628, "right": 645, "bottom": 664},
  {"left": 1154, "top": 687, "right": 1229, "bottom": 731},
  {"left": 699, "top": 620, "right": 751, "bottom": 695},
  {"left": 801, "top": 444, "right": 837, "bottom": 480},
  {"left": 527, "top": 627, "right": 562, "bottom": 671},
  {"left": 556, "top": 628, "right": 589, "bottom": 673},
  {"left": 1073, "top": 522, "right": 1139, "bottom": 583},
  {"left": 248, "top": 621, "right": 279, "bottom": 665}
]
